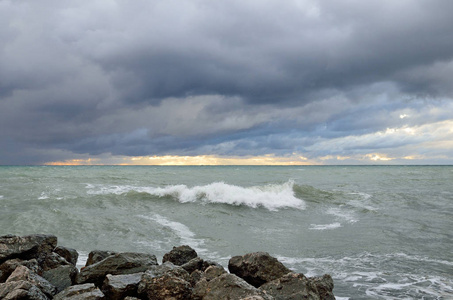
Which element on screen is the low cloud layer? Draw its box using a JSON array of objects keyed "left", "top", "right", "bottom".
[{"left": 1, "top": 0, "right": 453, "bottom": 164}]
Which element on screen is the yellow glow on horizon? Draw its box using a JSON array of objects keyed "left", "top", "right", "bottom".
[{"left": 44, "top": 154, "right": 316, "bottom": 166}]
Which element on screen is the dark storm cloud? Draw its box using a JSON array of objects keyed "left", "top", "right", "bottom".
[{"left": 1, "top": 0, "right": 453, "bottom": 164}]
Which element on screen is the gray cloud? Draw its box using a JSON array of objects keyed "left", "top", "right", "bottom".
[{"left": 1, "top": 0, "right": 453, "bottom": 164}]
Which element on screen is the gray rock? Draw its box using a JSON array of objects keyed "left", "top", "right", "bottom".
[
  {"left": 54, "top": 246, "right": 79, "bottom": 266},
  {"left": 189, "top": 269, "right": 204, "bottom": 286},
  {"left": 137, "top": 262, "right": 190, "bottom": 296},
  {"left": 77, "top": 252, "right": 157, "bottom": 285},
  {"left": 181, "top": 257, "right": 204, "bottom": 273},
  {"left": 6, "top": 265, "right": 57, "bottom": 297},
  {"left": 228, "top": 252, "right": 291, "bottom": 287},
  {"left": 0, "top": 234, "right": 57, "bottom": 262},
  {"left": 260, "top": 272, "right": 325, "bottom": 300},
  {"left": 85, "top": 251, "right": 117, "bottom": 267},
  {"left": 308, "top": 274, "right": 335, "bottom": 300},
  {"left": 0, "top": 280, "right": 49, "bottom": 300},
  {"left": 192, "top": 273, "right": 272, "bottom": 300},
  {"left": 141, "top": 273, "right": 192, "bottom": 300},
  {"left": 42, "top": 264, "right": 78, "bottom": 293},
  {"left": 204, "top": 265, "right": 227, "bottom": 281},
  {"left": 101, "top": 272, "right": 143, "bottom": 300},
  {"left": 54, "top": 283, "right": 105, "bottom": 300},
  {"left": 201, "top": 260, "right": 223, "bottom": 271},
  {"left": 162, "top": 245, "right": 198, "bottom": 266},
  {"left": 0, "top": 258, "right": 39, "bottom": 283}
]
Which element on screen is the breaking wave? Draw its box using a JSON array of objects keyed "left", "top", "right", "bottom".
[{"left": 86, "top": 180, "right": 305, "bottom": 211}]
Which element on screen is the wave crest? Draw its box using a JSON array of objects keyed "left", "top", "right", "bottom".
[{"left": 87, "top": 181, "right": 305, "bottom": 211}]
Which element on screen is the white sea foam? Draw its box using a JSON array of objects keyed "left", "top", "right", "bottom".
[
  {"left": 326, "top": 207, "right": 357, "bottom": 223},
  {"left": 309, "top": 222, "right": 342, "bottom": 230},
  {"left": 87, "top": 181, "right": 305, "bottom": 211},
  {"left": 137, "top": 214, "right": 212, "bottom": 257},
  {"left": 38, "top": 192, "right": 49, "bottom": 200},
  {"left": 0, "top": 195, "right": 3, "bottom": 199},
  {"left": 76, "top": 251, "right": 88, "bottom": 270}
]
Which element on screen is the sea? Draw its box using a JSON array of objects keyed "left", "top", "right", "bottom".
[{"left": 0, "top": 165, "right": 452, "bottom": 299}]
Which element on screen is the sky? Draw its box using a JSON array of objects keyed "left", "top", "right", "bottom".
[{"left": 1, "top": 0, "right": 453, "bottom": 165}]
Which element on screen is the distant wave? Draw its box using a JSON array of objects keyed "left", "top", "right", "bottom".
[{"left": 86, "top": 180, "right": 305, "bottom": 211}]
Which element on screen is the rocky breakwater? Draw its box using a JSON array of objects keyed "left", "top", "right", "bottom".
[{"left": 0, "top": 234, "right": 335, "bottom": 299}]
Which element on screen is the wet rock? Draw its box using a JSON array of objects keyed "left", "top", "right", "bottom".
[
  {"left": 138, "top": 262, "right": 192, "bottom": 299},
  {"left": 77, "top": 252, "right": 157, "bottom": 285},
  {"left": 42, "top": 264, "right": 78, "bottom": 293},
  {"left": 201, "top": 260, "right": 224, "bottom": 271},
  {"left": 192, "top": 273, "right": 272, "bottom": 300},
  {"left": 181, "top": 257, "right": 204, "bottom": 273},
  {"left": 143, "top": 273, "right": 192, "bottom": 300},
  {"left": 204, "top": 265, "right": 227, "bottom": 281},
  {"left": 54, "top": 246, "right": 79, "bottom": 266},
  {"left": 189, "top": 270, "right": 204, "bottom": 287},
  {"left": 101, "top": 272, "right": 143, "bottom": 300},
  {"left": 0, "top": 234, "right": 57, "bottom": 262},
  {"left": 0, "top": 280, "right": 49, "bottom": 300},
  {"left": 308, "top": 274, "right": 335, "bottom": 300},
  {"left": 54, "top": 283, "right": 104, "bottom": 300},
  {"left": 0, "top": 258, "right": 39, "bottom": 283},
  {"left": 85, "top": 250, "right": 117, "bottom": 267},
  {"left": 162, "top": 245, "right": 198, "bottom": 266},
  {"left": 6, "top": 265, "right": 57, "bottom": 297},
  {"left": 228, "top": 252, "right": 291, "bottom": 287},
  {"left": 260, "top": 272, "right": 325, "bottom": 300}
]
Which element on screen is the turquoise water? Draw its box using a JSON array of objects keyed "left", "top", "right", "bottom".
[{"left": 1, "top": 165, "right": 452, "bottom": 299}]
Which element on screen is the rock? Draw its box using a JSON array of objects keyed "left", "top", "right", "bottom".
[
  {"left": 6, "top": 265, "right": 57, "bottom": 297},
  {"left": 54, "top": 246, "right": 79, "bottom": 266},
  {"left": 85, "top": 250, "right": 117, "bottom": 267},
  {"left": 192, "top": 273, "right": 272, "bottom": 300},
  {"left": 42, "top": 264, "right": 78, "bottom": 293},
  {"left": 0, "top": 280, "right": 49, "bottom": 300},
  {"left": 181, "top": 257, "right": 204, "bottom": 273},
  {"left": 189, "top": 270, "right": 204, "bottom": 286},
  {"left": 260, "top": 272, "right": 326, "bottom": 300},
  {"left": 143, "top": 273, "right": 192, "bottom": 300},
  {"left": 228, "top": 252, "right": 291, "bottom": 287},
  {"left": 308, "top": 274, "right": 335, "bottom": 300},
  {"left": 0, "top": 234, "right": 57, "bottom": 263},
  {"left": 138, "top": 262, "right": 192, "bottom": 299},
  {"left": 77, "top": 252, "right": 157, "bottom": 285},
  {"left": 137, "top": 262, "right": 190, "bottom": 295},
  {"left": 54, "top": 283, "right": 104, "bottom": 300},
  {"left": 204, "top": 265, "right": 227, "bottom": 281},
  {"left": 201, "top": 260, "right": 224, "bottom": 271},
  {"left": 162, "top": 245, "right": 198, "bottom": 266},
  {"left": 0, "top": 258, "right": 39, "bottom": 283},
  {"left": 101, "top": 273, "right": 143, "bottom": 300}
]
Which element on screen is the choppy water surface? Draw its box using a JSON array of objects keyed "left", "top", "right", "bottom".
[{"left": 1, "top": 165, "right": 452, "bottom": 299}]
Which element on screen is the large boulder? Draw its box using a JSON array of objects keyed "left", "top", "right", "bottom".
[
  {"left": 181, "top": 257, "right": 204, "bottom": 274},
  {"left": 54, "top": 246, "right": 79, "bottom": 266},
  {"left": 228, "top": 252, "right": 291, "bottom": 287},
  {"left": 138, "top": 262, "right": 192, "bottom": 300},
  {"left": 138, "top": 261, "right": 192, "bottom": 300},
  {"left": 308, "top": 275, "right": 336, "bottom": 300},
  {"left": 0, "top": 234, "right": 57, "bottom": 262},
  {"left": 101, "top": 273, "right": 143, "bottom": 300},
  {"left": 162, "top": 245, "right": 198, "bottom": 266},
  {"left": 0, "top": 258, "right": 39, "bottom": 283},
  {"left": 192, "top": 273, "right": 272, "bottom": 300},
  {"left": 39, "top": 252, "right": 78, "bottom": 293},
  {"left": 6, "top": 265, "right": 57, "bottom": 298},
  {"left": 85, "top": 250, "right": 117, "bottom": 267},
  {"left": 259, "top": 272, "right": 320, "bottom": 300},
  {"left": 54, "top": 283, "right": 105, "bottom": 300},
  {"left": 0, "top": 280, "right": 49, "bottom": 300},
  {"left": 77, "top": 252, "right": 158, "bottom": 285}
]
